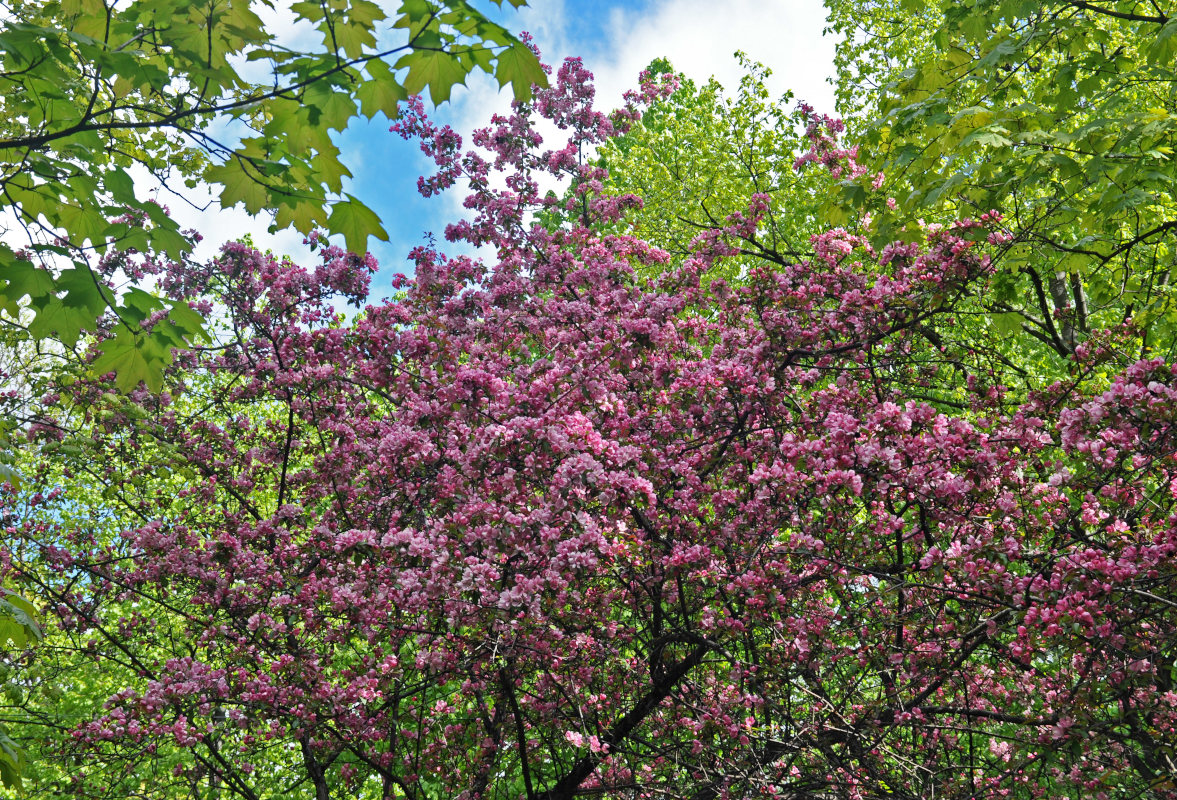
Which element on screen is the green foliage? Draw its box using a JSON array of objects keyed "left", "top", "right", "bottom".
[
  {"left": 0, "top": 732, "right": 24, "bottom": 791},
  {"left": 825, "top": 0, "right": 1177, "bottom": 370},
  {"left": 595, "top": 56, "right": 826, "bottom": 280},
  {"left": 0, "top": 591, "right": 40, "bottom": 652},
  {"left": 0, "top": 590, "right": 40, "bottom": 790},
  {"left": 0, "top": 0, "right": 545, "bottom": 391}
]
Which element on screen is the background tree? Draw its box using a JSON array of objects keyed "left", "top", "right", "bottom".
[
  {"left": 0, "top": 0, "right": 546, "bottom": 391},
  {"left": 824, "top": 0, "right": 1177, "bottom": 370},
  {"left": 587, "top": 57, "right": 824, "bottom": 281}
]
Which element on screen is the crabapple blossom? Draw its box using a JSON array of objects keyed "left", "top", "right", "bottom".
[{"left": 5, "top": 57, "right": 1177, "bottom": 800}]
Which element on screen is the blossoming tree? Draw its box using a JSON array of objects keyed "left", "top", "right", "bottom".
[{"left": 4, "top": 56, "right": 1177, "bottom": 799}]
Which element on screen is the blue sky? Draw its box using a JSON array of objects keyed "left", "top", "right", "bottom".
[{"left": 178, "top": 0, "right": 838, "bottom": 300}]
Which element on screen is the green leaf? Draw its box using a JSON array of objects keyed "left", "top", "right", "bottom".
[
  {"left": 0, "top": 620, "right": 27, "bottom": 649},
  {"left": 1, "top": 591, "right": 36, "bottom": 621},
  {"left": 1148, "top": 18, "right": 1177, "bottom": 65},
  {"left": 0, "top": 591, "right": 41, "bottom": 647},
  {"left": 924, "top": 171, "right": 965, "bottom": 206},
  {"left": 91, "top": 330, "right": 170, "bottom": 393},
  {"left": 119, "top": 287, "right": 165, "bottom": 324},
  {"left": 0, "top": 463, "right": 21, "bottom": 490},
  {"left": 1, "top": 257, "right": 56, "bottom": 313},
  {"left": 274, "top": 198, "right": 329, "bottom": 233},
  {"left": 961, "top": 126, "right": 1013, "bottom": 149},
  {"left": 165, "top": 301, "right": 208, "bottom": 340},
  {"left": 208, "top": 158, "right": 271, "bottom": 215},
  {"left": 358, "top": 61, "right": 408, "bottom": 118},
  {"left": 349, "top": 0, "right": 387, "bottom": 27},
  {"left": 990, "top": 312, "right": 1023, "bottom": 336},
  {"left": 397, "top": 48, "right": 468, "bottom": 104},
  {"left": 494, "top": 42, "right": 546, "bottom": 100},
  {"left": 150, "top": 226, "right": 195, "bottom": 261},
  {"left": 103, "top": 166, "right": 137, "bottom": 203},
  {"left": 5, "top": 179, "right": 56, "bottom": 225},
  {"left": 27, "top": 292, "right": 94, "bottom": 346},
  {"left": 58, "top": 202, "right": 112, "bottom": 248},
  {"left": 326, "top": 193, "right": 388, "bottom": 254},
  {"left": 323, "top": 17, "right": 376, "bottom": 58},
  {"left": 0, "top": 749, "right": 21, "bottom": 790},
  {"left": 398, "top": 0, "right": 438, "bottom": 22},
  {"left": 290, "top": 0, "right": 327, "bottom": 21},
  {"left": 320, "top": 89, "right": 358, "bottom": 132},
  {"left": 312, "top": 145, "right": 352, "bottom": 193}
]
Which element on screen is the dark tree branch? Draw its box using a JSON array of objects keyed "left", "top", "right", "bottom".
[
  {"left": 537, "top": 643, "right": 711, "bottom": 800},
  {"left": 1021, "top": 267, "right": 1072, "bottom": 355},
  {"left": 1062, "top": 0, "right": 1168, "bottom": 24}
]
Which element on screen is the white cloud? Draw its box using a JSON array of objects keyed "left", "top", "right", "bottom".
[
  {"left": 588, "top": 0, "right": 836, "bottom": 113},
  {"left": 446, "top": 0, "right": 837, "bottom": 138}
]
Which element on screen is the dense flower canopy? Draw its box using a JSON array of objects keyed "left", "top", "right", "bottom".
[{"left": 4, "top": 56, "right": 1177, "bottom": 800}]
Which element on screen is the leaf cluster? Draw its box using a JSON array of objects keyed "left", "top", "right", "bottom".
[
  {"left": 825, "top": 0, "right": 1177, "bottom": 377},
  {"left": 1, "top": 0, "right": 546, "bottom": 390}
]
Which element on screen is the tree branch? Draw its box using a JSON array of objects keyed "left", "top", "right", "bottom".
[
  {"left": 1062, "top": 0, "right": 1167, "bottom": 24},
  {"left": 537, "top": 642, "right": 711, "bottom": 800}
]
